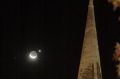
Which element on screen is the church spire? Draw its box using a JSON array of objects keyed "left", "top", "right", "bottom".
[
  {"left": 77, "top": 0, "right": 102, "bottom": 79},
  {"left": 89, "top": 0, "right": 94, "bottom": 7}
]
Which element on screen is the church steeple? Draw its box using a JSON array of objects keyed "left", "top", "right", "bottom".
[
  {"left": 89, "top": 0, "right": 94, "bottom": 7},
  {"left": 77, "top": 0, "right": 102, "bottom": 79}
]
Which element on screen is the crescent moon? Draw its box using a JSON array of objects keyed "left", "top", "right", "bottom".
[{"left": 29, "top": 51, "right": 37, "bottom": 59}]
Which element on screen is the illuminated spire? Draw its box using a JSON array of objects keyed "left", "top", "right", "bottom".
[{"left": 77, "top": 0, "right": 102, "bottom": 79}]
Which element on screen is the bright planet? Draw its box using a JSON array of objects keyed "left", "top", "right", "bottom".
[{"left": 29, "top": 51, "right": 37, "bottom": 59}]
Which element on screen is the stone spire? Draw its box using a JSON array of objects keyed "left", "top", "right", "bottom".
[{"left": 77, "top": 0, "right": 102, "bottom": 79}]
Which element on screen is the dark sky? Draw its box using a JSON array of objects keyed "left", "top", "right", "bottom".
[{"left": 1, "top": 0, "right": 120, "bottom": 79}]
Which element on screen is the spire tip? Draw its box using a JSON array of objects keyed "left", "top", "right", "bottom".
[{"left": 89, "top": 0, "right": 94, "bottom": 7}]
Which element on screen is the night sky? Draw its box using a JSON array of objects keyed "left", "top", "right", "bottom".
[{"left": 1, "top": 0, "right": 120, "bottom": 79}]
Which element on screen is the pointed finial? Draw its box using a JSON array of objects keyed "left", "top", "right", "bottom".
[{"left": 88, "top": 0, "right": 94, "bottom": 7}]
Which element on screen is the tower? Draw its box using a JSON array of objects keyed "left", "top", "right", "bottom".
[{"left": 77, "top": 0, "right": 102, "bottom": 79}]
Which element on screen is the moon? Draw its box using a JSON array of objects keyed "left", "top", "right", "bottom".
[{"left": 29, "top": 51, "right": 37, "bottom": 59}]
